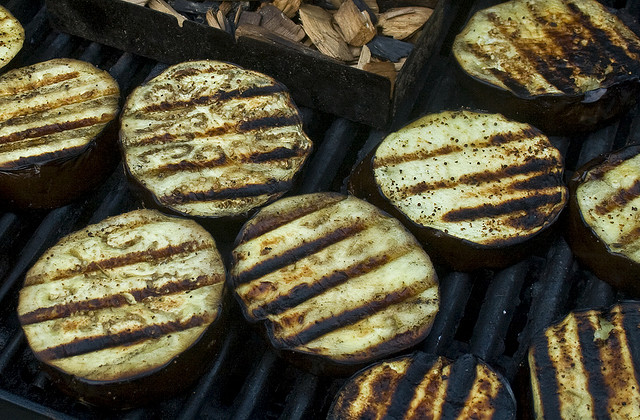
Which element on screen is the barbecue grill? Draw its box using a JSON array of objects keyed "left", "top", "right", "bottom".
[{"left": 0, "top": 0, "right": 639, "bottom": 418}]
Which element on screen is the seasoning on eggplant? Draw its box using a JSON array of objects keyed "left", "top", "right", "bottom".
[
  {"left": 349, "top": 110, "right": 567, "bottom": 271},
  {"left": 17, "top": 209, "right": 228, "bottom": 408},
  {"left": 329, "top": 352, "right": 516, "bottom": 419},
  {"left": 0, "top": 5, "right": 24, "bottom": 70},
  {"left": 529, "top": 302, "right": 640, "bottom": 419},
  {"left": 567, "top": 145, "right": 640, "bottom": 296},
  {"left": 230, "top": 192, "right": 439, "bottom": 375},
  {"left": 119, "top": 60, "right": 312, "bottom": 223},
  {"left": 452, "top": 0, "right": 640, "bottom": 134},
  {"left": 0, "top": 58, "right": 120, "bottom": 209}
]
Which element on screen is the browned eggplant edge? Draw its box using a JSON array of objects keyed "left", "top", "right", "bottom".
[
  {"left": 38, "top": 287, "right": 232, "bottom": 409},
  {"left": 566, "top": 145, "right": 640, "bottom": 297},
  {"left": 348, "top": 145, "right": 567, "bottom": 272},
  {"left": 0, "top": 119, "right": 121, "bottom": 210}
]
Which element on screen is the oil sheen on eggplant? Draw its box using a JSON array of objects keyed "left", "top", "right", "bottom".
[
  {"left": 349, "top": 110, "right": 567, "bottom": 271},
  {"left": 17, "top": 209, "right": 227, "bottom": 408},
  {"left": 529, "top": 302, "right": 640, "bottom": 419},
  {"left": 230, "top": 192, "right": 439, "bottom": 375},
  {"left": 452, "top": 0, "right": 640, "bottom": 134},
  {"left": 0, "top": 58, "right": 121, "bottom": 209},
  {"left": 0, "top": 5, "right": 24, "bottom": 69},
  {"left": 568, "top": 145, "right": 640, "bottom": 296},
  {"left": 119, "top": 60, "right": 312, "bottom": 223}
]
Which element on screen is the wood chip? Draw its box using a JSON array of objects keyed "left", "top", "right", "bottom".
[
  {"left": 148, "top": 0, "right": 188, "bottom": 27},
  {"left": 259, "top": 4, "right": 305, "bottom": 43},
  {"left": 334, "top": 0, "right": 376, "bottom": 47},
  {"left": 206, "top": 8, "right": 222, "bottom": 29},
  {"left": 272, "top": 0, "right": 302, "bottom": 18},
  {"left": 377, "top": 7, "right": 433, "bottom": 40},
  {"left": 363, "top": 61, "right": 396, "bottom": 85},
  {"left": 238, "top": 10, "right": 262, "bottom": 26},
  {"left": 122, "top": 0, "right": 148, "bottom": 5},
  {"left": 356, "top": 44, "right": 372, "bottom": 70},
  {"left": 362, "top": 0, "right": 379, "bottom": 14},
  {"left": 299, "top": 4, "right": 353, "bottom": 61}
]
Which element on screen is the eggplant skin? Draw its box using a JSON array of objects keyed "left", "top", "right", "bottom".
[
  {"left": 119, "top": 60, "right": 312, "bottom": 221},
  {"left": 328, "top": 352, "right": 516, "bottom": 420},
  {"left": 567, "top": 145, "right": 640, "bottom": 296},
  {"left": 17, "top": 209, "right": 227, "bottom": 408},
  {"left": 0, "top": 6, "right": 24, "bottom": 70},
  {"left": 230, "top": 192, "right": 439, "bottom": 375},
  {"left": 452, "top": 0, "right": 640, "bottom": 135},
  {"left": 0, "top": 58, "right": 120, "bottom": 209},
  {"left": 349, "top": 110, "right": 567, "bottom": 272},
  {"left": 529, "top": 302, "right": 640, "bottom": 419}
]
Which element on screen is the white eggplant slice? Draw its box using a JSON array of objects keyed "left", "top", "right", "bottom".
[
  {"left": 230, "top": 192, "right": 439, "bottom": 374},
  {"left": 349, "top": 110, "right": 568, "bottom": 271},
  {"left": 329, "top": 353, "right": 516, "bottom": 419},
  {"left": 17, "top": 209, "right": 227, "bottom": 407},
  {"left": 568, "top": 145, "right": 640, "bottom": 295},
  {"left": 529, "top": 302, "right": 640, "bottom": 419},
  {"left": 452, "top": 0, "right": 640, "bottom": 134},
  {"left": 0, "top": 5, "right": 24, "bottom": 69},
  {"left": 119, "top": 60, "right": 312, "bottom": 221}
]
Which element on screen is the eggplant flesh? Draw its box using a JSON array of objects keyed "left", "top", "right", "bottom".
[{"left": 0, "top": 6, "right": 24, "bottom": 70}]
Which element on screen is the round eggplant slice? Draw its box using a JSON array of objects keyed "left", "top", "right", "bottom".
[
  {"left": 452, "top": 0, "right": 640, "bottom": 135},
  {"left": 568, "top": 145, "right": 640, "bottom": 296},
  {"left": 0, "top": 5, "right": 23, "bottom": 70},
  {"left": 230, "top": 192, "right": 439, "bottom": 375},
  {"left": 328, "top": 352, "right": 516, "bottom": 419},
  {"left": 349, "top": 110, "right": 567, "bottom": 272},
  {"left": 528, "top": 302, "right": 640, "bottom": 419},
  {"left": 0, "top": 58, "right": 120, "bottom": 209},
  {"left": 17, "top": 209, "right": 227, "bottom": 408},
  {"left": 119, "top": 60, "right": 313, "bottom": 229}
]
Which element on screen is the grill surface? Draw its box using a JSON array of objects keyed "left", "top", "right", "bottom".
[{"left": 0, "top": 0, "right": 639, "bottom": 418}]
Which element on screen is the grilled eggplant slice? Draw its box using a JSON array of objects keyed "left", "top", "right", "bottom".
[
  {"left": 0, "top": 58, "right": 120, "bottom": 209},
  {"left": 329, "top": 352, "right": 516, "bottom": 419},
  {"left": 349, "top": 110, "right": 567, "bottom": 271},
  {"left": 452, "top": 0, "right": 640, "bottom": 134},
  {"left": 119, "top": 60, "right": 313, "bottom": 229},
  {"left": 0, "top": 6, "right": 23, "bottom": 70},
  {"left": 529, "top": 302, "right": 640, "bottom": 419},
  {"left": 230, "top": 192, "right": 439, "bottom": 375},
  {"left": 17, "top": 209, "right": 227, "bottom": 408},
  {"left": 567, "top": 145, "right": 640, "bottom": 296}
]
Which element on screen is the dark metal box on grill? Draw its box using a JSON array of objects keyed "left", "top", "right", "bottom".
[{"left": 45, "top": 0, "right": 449, "bottom": 128}]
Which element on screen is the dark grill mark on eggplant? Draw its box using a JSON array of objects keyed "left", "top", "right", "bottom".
[
  {"left": 594, "top": 179, "right": 640, "bottom": 215},
  {"left": 587, "top": 146, "right": 640, "bottom": 180},
  {"left": 36, "top": 314, "right": 211, "bottom": 361},
  {"left": 0, "top": 115, "right": 111, "bottom": 145},
  {"left": 510, "top": 172, "right": 563, "bottom": 190},
  {"left": 440, "top": 355, "right": 477, "bottom": 420},
  {"left": 442, "top": 192, "right": 564, "bottom": 222},
  {"left": 233, "top": 222, "right": 367, "bottom": 286},
  {"left": 249, "top": 254, "right": 393, "bottom": 319},
  {"left": 159, "top": 179, "right": 292, "bottom": 205},
  {"left": 272, "top": 286, "right": 419, "bottom": 347},
  {"left": 621, "top": 307, "right": 640, "bottom": 390},
  {"left": 504, "top": 210, "right": 547, "bottom": 231},
  {"left": 531, "top": 332, "right": 563, "bottom": 419},
  {"left": 488, "top": 127, "right": 540, "bottom": 145},
  {"left": 217, "top": 84, "right": 285, "bottom": 101},
  {"left": 575, "top": 315, "right": 611, "bottom": 419},
  {"left": 152, "top": 156, "right": 228, "bottom": 174},
  {"left": 247, "top": 145, "right": 307, "bottom": 163},
  {"left": 615, "top": 226, "right": 640, "bottom": 247},
  {"left": 0, "top": 71, "right": 79, "bottom": 96},
  {"left": 19, "top": 274, "right": 223, "bottom": 325},
  {"left": 373, "top": 144, "right": 462, "bottom": 168},
  {"left": 238, "top": 115, "right": 301, "bottom": 132},
  {"left": 385, "top": 352, "right": 438, "bottom": 419}
]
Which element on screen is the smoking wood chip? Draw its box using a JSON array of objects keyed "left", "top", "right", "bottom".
[
  {"left": 272, "top": 0, "right": 302, "bottom": 18},
  {"left": 148, "top": 0, "right": 188, "bottom": 27},
  {"left": 378, "top": 7, "right": 433, "bottom": 40},
  {"left": 334, "top": 0, "right": 377, "bottom": 47},
  {"left": 299, "top": 4, "right": 353, "bottom": 61},
  {"left": 258, "top": 4, "right": 305, "bottom": 43}
]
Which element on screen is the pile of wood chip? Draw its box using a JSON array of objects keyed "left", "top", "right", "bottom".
[{"left": 126, "top": 0, "right": 434, "bottom": 82}]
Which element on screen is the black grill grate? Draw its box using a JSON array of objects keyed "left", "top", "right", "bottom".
[{"left": 0, "top": 0, "right": 639, "bottom": 418}]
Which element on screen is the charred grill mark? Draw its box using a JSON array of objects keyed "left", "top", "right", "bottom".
[
  {"left": 0, "top": 115, "right": 113, "bottom": 145},
  {"left": 26, "top": 240, "right": 211, "bottom": 285},
  {"left": 587, "top": 147, "right": 640, "bottom": 180},
  {"left": 621, "top": 306, "right": 640, "bottom": 391},
  {"left": 0, "top": 71, "right": 79, "bottom": 97},
  {"left": 504, "top": 209, "right": 549, "bottom": 231},
  {"left": 246, "top": 145, "right": 308, "bottom": 163},
  {"left": 35, "top": 314, "right": 212, "bottom": 361},
  {"left": 510, "top": 172, "right": 563, "bottom": 190},
  {"left": 440, "top": 355, "right": 477, "bottom": 420},
  {"left": 488, "top": 68, "right": 531, "bottom": 97},
  {"left": 489, "top": 127, "right": 540, "bottom": 145},
  {"left": 19, "top": 274, "right": 223, "bottom": 325},
  {"left": 385, "top": 353, "right": 438, "bottom": 419},
  {"left": 615, "top": 225, "right": 640, "bottom": 247},
  {"left": 249, "top": 254, "right": 393, "bottom": 319},
  {"left": 442, "top": 192, "right": 564, "bottom": 222},
  {"left": 218, "top": 84, "right": 285, "bottom": 101},
  {"left": 0, "top": 144, "right": 87, "bottom": 169},
  {"left": 238, "top": 115, "right": 301, "bottom": 132},
  {"left": 594, "top": 179, "right": 640, "bottom": 215},
  {"left": 576, "top": 315, "right": 611, "bottom": 419},
  {"left": 273, "top": 285, "right": 419, "bottom": 347},
  {"left": 373, "top": 144, "right": 462, "bottom": 168},
  {"left": 159, "top": 179, "right": 292, "bottom": 205},
  {"left": 238, "top": 194, "right": 346, "bottom": 242},
  {"left": 152, "top": 155, "right": 228, "bottom": 175},
  {"left": 234, "top": 222, "right": 367, "bottom": 286},
  {"left": 531, "top": 334, "right": 563, "bottom": 419}
]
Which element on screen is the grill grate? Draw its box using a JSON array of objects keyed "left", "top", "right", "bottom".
[{"left": 0, "top": 0, "right": 639, "bottom": 418}]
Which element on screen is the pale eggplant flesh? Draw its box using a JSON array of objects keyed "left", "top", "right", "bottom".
[
  {"left": 452, "top": 0, "right": 640, "bottom": 135},
  {"left": 349, "top": 110, "right": 568, "bottom": 271},
  {"left": 17, "top": 209, "right": 227, "bottom": 407},
  {"left": 230, "top": 192, "right": 440, "bottom": 375},
  {"left": 0, "top": 5, "right": 24, "bottom": 70}
]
